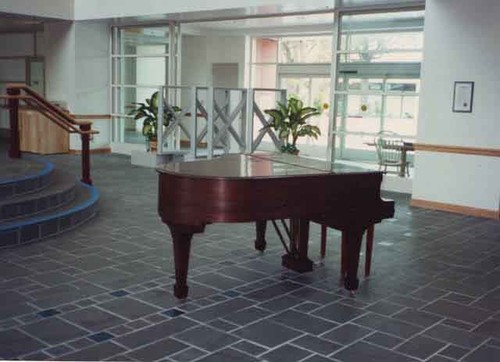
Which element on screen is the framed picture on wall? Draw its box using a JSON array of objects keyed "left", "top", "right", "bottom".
[{"left": 452, "top": 81, "right": 474, "bottom": 113}]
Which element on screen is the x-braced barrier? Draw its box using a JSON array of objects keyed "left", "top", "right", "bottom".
[{"left": 155, "top": 86, "right": 287, "bottom": 159}]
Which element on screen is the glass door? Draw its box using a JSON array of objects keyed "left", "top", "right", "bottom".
[
  {"left": 279, "top": 74, "right": 330, "bottom": 159},
  {"left": 337, "top": 75, "right": 419, "bottom": 161},
  {"left": 111, "top": 24, "right": 180, "bottom": 152}
]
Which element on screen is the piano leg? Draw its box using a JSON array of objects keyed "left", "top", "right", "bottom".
[
  {"left": 167, "top": 224, "right": 204, "bottom": 299},
  {"left": 254, "top": 220, "right": 267, "bottom": 251},
  {"left": 281, "top": 218, "right": 313, "bottom": 273},
  {"left": 343, "top": 226, "right": 365, "bottom": 292}
]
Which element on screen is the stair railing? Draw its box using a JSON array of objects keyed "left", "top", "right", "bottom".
[{"left": 3, "top": 84, "right": 98, "bottom": 185}]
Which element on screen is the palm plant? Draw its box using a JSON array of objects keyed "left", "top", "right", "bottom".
[
  {"left": 264, "top": 96, "right": 321, "bottom": 154},
  {"left": 128, "top": 91, "right": 180, "bottom": 142}
]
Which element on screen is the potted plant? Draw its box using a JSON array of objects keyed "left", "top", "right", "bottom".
[
  {"left": 128, "top": 91, "right": 181, "bottom": 152},
  {"left": 264, "top": 96, "right": 322, "bottom": 155}
]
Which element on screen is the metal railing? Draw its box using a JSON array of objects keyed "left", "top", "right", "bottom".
[{"left": 155, "top": 85, "right": 287, "bottom": 160}]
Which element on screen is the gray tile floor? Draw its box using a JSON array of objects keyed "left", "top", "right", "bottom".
[{"left": 0, "top": 149, "right": 499, "bottom": 361}]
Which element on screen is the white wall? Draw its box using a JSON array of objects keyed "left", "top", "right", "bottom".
[
  {"left": 73, "top": 0, "right": 334, "bottom": 20},
  {"left": 181, "top": 36, "right": 209, "bottom": 87},
  {"left": 0, "top": 33, "right": 37, "bottom": 57},
  {"left": 181, "top": 35, "right": 246, "bottom": 87},
  {"left": 413, "top": 0, "right": 500, "bottom": 213},
  {"left": 0, "top": 33, "right": 41, "bottom": 129},
  {"left": 181, "top": 34, "right": 246, "bottom": 151},
  {"left": 44, "top": 22, "right": 76, "bottom": 109},
  {"left": 74, "top": 22, "right": 111, "bottom": 149},
  {"left": 44, "top": 21, "right": 111, "bottom": 150},
  {"left": 0, "top": 0, "right": 73, "bottom": 19}
]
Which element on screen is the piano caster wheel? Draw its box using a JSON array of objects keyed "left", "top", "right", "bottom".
[
  {"left": 344, "top": 276, "right": 359, "bottom": 296},
  {"left": 349, "top": 290, "right": 356, "bottom": 298},
  {"left": 254, "top": 240, "right": 266, "bottom": 252},
  {"left": 174, "top": 284, "right": 189, "bottom": 299}
]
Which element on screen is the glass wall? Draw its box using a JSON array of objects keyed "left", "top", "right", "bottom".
[
  {"left": 250, "top": 34, "right": 333, "bottom": 157},
  {"left": 111, "top": 25, "right": 179, "bottom": 146},
  {"left": 333, "top": 10, "right": 424, "bottom": 162}
]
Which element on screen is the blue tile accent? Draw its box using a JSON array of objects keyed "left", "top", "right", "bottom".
[
  {"left": 110, "top": 290, "right": 129, "bottom": 297},
  {"left": 0, "top": 181, "right": 99, "bottom": 232},
  {"left": 45, "top": 344, "right": 74, "bottom": 357},
  {"left": 37, "top": 309, "right": 61, "bottom": 318},
  {"left": 162, "top": 309, "right": 185, "bottom": 318},
  {"left": 223, "top": 290, "right": 241, "bottom": 298},
  {"left": 88, "top": 332, "right": 114, "bottom": 343},
  {"left": 0, "top": 159, "right": 54, "bottom": 185}
]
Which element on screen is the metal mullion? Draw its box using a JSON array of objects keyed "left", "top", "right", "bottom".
[
  {"left": 337, "top": 48, "right": 423, "bottom": 54},
  {"left": 111, "top": 54, "right": 171, "bottom": 58},
  {"left": 336, "top": 90, "right": 385, "bottom": 96},
  {"left": 119, "top": 28, "right": 125, "bottom": 143},
  {"left": 380, "top": 79, "right": 387, "bottom": 132},
  {"left": 110, "top": 26, "right": 117, "bottom": 142},
  {"left": 111, "top": 84, "right": 170, "bottom": 88},
  {"left": 328, "top": 11, "right": 341, "bottom": 163},
  {"left": 339, "top": 4, "right": 425, "bottom": 17}
]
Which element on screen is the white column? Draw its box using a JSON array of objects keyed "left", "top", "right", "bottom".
[
  {"left": 44, "top": 21, "right": 111, "bottom": 150},
  {"left": 44, "top": 22, "right": 77, "bottom": 110}
]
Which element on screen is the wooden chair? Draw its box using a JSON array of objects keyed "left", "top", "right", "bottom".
[
  {"left": 374, "top": 131, "right": 410, "bottom": 177},
  {"left": 320, "top": 224, "right": 374, "bottom": 278}
]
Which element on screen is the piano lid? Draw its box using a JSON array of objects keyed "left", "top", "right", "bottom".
[{"left": 157, "top": 153, "right": 379, "bottom": 179}]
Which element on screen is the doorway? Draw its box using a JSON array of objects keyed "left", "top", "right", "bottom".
[{"left": 279, "top": 73, "right": 330, "bottom": 158}]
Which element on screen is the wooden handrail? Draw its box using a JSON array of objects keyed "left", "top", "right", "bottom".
[
  {"left": 5, "top": 84, "right": 97, "bottom": 185},
  {"left": 23, "top": 98, "right": 79, "bottom": 133}
]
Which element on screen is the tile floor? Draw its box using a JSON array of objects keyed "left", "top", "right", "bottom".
[{"left": 0, "top": 149, "right": 499, "bottom": 361}]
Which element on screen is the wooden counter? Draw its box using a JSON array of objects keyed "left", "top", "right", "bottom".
[{"left": 19, "top": 110, "right": 69, "bottom": 154}]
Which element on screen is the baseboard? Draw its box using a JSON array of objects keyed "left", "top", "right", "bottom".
[
  {"left": 69, "top": 147, "right": 111, "bottom": 155},
  {"left": 410, "top": 198, "right": 499, "bottom": 219}
]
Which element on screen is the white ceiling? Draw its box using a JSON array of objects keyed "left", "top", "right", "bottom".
[{"left": 0, "top": 0, "right": 425, "bottom": 34}]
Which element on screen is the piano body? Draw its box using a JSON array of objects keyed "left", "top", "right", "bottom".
[{"left": 157, "top": 153, "right": 394, "bottom": 298}]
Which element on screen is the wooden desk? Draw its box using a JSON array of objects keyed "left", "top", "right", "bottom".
[{"left": 19, "top": 110, "right": 69, "bottom": 154}]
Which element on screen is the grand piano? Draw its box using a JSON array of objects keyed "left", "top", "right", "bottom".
[{"left": 157, "top": 153, "right": 394, "bottom": 299}]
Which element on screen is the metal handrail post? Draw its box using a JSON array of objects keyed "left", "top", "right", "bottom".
[{"left": 79, "top": 122, "right": 92, "bottom": 185}]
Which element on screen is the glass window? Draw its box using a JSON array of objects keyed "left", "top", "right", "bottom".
[
  {"left": 278, "top": 36, "right": 332, "bottom": 63},
  {"left": 120, "top": 27, "right": 170, "bottom": 55},
  {"left": 386, "top": 79, "right": 420, "bottom": 93},
  {"left": 251, "top": 64, "right": 277, "bottom": 88},
  {"left": 253, "top": 38, "right": 278, "bottom": 63}
]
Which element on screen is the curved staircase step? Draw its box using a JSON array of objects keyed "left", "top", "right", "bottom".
[
  {"left": 0, "top": 182, "right": 99, "bottom": 248},
  {"left": 0, "top": 157, "right": 54, "bottom": 201},
  {"left": 0, "top": 170, "right": 77, "bottom": 221}
]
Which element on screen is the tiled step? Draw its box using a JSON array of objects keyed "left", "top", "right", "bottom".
[
  {"left": 0, "top": 157, "right": 54, "bottom": 200},
  {"left": 0, "top": 170, "right": 77, "bottom": 221},
  {"left": 0, "top": 181, "right": 99, "bottom": 248}
]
